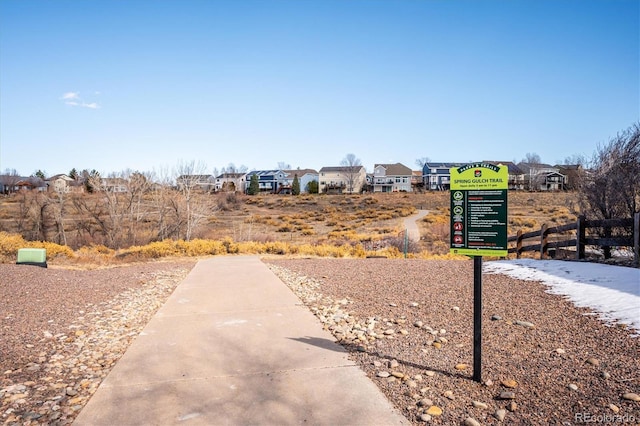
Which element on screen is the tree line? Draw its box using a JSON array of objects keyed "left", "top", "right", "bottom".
[{"left": 1, "top": 123, "right": 638, "bottom": 251}]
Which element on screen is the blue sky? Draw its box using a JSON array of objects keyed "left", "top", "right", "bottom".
[{"left": 1, "top": 0, "right": 638, "bottom": 178}]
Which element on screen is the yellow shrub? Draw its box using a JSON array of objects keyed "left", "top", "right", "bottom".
[
  {"left": 39, "top": 242, "right": 75, "bottom": 258},
  {"left": 423, "top": 214, "right": 449, "bottom": 224},
  {"left": 0, "top": 232, "right": 74, "bottom": 260},
  {"left": 235, "top": 241, "right": 264, "bottom": 254},
  {"left": 263, "top": 241, "right": 290, "bottom": 255},
  {"left": 0, "top": 232, "right": 29, "bottom": 257}
]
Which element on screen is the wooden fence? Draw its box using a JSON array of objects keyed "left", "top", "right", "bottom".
[{"left": 507, "top": 212, "right": 640, "bottom": 267}]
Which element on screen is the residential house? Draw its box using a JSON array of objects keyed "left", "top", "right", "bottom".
[
  {"left": 0, "top": 174, "right": 22, "bottom": 194},
  {"left": 16, "top": 177, "right": 47, "bottom": 192},
  {"left": 245, "top": 170, "right": 288, "bottom": 194},
  {"left": 318, "top": 165, "right": 367, "bottom": 194},
  {"left": 47, "top": 174, "right": 78, "bottom": 194},
  {"left": 372, "top": 163, "right": 413, "bottom": 192},
  {"left": 411, "top": 170, "right": 424, "bottom": 192},
  {"left": 556, "top": 164, "right": 583, "bottom": 191},
  {"left": 282, "top": 169, "right": 319, "bottom": 194},
  {"left": 215, "top": 172, "right": 247, "bottom": 193},
  {"left": 176, "top": 175, "right": 215, "bottom": 192},
  {"left": 100, "top": 178, "right": 129, "bottom": 193},
  {"left": 517, "top": 163, "right": 567, "bottom": 191},
  {"left": 422, "top": 162, "right": 464, "bottom": 191},
  {"left": 484, "top": 161, "right": 525, "bottom": 190}
]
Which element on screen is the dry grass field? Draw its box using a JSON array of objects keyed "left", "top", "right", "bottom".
[
  {"left": 204, "top": 191, "right": 579, "bottom": 254},
  {"left": 0, "top": 191, "right": 580, "bottom": 263}
]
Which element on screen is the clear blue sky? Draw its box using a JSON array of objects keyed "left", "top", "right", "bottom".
[{"left": 1, "top": 0, "right": 638, "bottom": 177}]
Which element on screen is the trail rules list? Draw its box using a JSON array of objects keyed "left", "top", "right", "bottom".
[{"left": 450, "top": 163, "right": 508, "bottom": 257}]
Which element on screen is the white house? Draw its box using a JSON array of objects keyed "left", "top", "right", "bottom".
[
  {"left": 215, "top": 172, "right": 247, "bottom": 193},
  {"left": 318, "top": 165, "right": 367, "bottom": 194},
  {"left": 372, "top": 163, "right": 413, "bottom": 192},
  {"left": 46, "top": 174, "right": 76, "bottom": 194},
  {"left": 283, "top": 169, "right": 319, "bottom": 193}
]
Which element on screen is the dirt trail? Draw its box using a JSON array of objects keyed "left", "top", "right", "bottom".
[{"left": 403, "top": 209, "right": 429, "bottom": 241}]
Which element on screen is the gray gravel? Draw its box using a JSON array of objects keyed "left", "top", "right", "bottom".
[
  {"left": 0, "top": 260, "right": 195, "bottom": 425},
  {"left": 1, "top": 257, "right": 638, "bottom": 425},
  {"left": 265, "top": 258, "right": 640, "bottom": 425}
]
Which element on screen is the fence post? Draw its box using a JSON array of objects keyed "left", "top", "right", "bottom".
[
  {"left": 516, "top": 229, "right": 522, "bottom": 259},
  {"left": 634, "top": 212, "right": 640, "bottom": 268},
  {"left": 576, "top": 215, "right": 586, "bottom": 260},
  {"left": 540, "top": 223, "right": 548, "bottom": 259}
]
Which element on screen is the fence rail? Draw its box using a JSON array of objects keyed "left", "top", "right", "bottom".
[{"left": 507, "top": 212, "right": 640, "bottom": 267}]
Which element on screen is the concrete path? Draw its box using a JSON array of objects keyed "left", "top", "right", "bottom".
[
  {"left": 74, "top": 256, "right": 410, "bottom": 426},
  {"left": 403, "top": 209, "right": 429, "bottom": 241}
]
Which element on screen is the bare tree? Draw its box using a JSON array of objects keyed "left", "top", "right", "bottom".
[
  {"left": 15, "top": 190, "right": 51, "bottom": 241},
  {"left": 174, "top": 160, "right": 215, "bottom": 241},
  {"left": 0, "top": 169, "right": 21, "bottom": 194},
  {"left": 523, "top": 152, "right": 542, "bottom": 164},
  {"left": 578, "top": 122, "right": 640, "bottom": 258},
  {"left": 148, "top": 167, "right": 180, "bottom": 241},
  {"left": 49, "top": 190, "right": 68, "bottom": 246},
  {"left": 71, "top": 194, "right": 104, "bottom": 247},
  {"left": 415, "top": 157, "right": 431, "bottom": 169},
  {"left": 91, "top": 172, "right": 127, "bottom": 248},
  {"left": 580, "top": 123, "right": 640, "bottom": 218},
  {"left": 220, "top": 163, "right": 249, "bottom": 174},
  {"left": 123, "top": 170, "right": 153, "bottom": 246},
  {"left": 340, "top": 153, "right": 363, "bottom": 193},
  {"left": 277, "top": 162, "right": 291, "bottom": 170},
  {"left": 518, "top": 153, "right": 545, "bottom": 191},
  {"left": 562, "top": 154, "right": 587, "bottom": 166},
  {"left": 560, "top": 154, "right": 587, "bottom": 191}
]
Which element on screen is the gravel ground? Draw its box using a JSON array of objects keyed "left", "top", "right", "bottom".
[
  {"left": 265, "top": 258, "right": 640, "bottom": 426},
  {"left": 0, "top": 260, "right": 195, "bottom": 425},
  {"left": 1, "top": 257, "right": 638, "bottom": 426}
]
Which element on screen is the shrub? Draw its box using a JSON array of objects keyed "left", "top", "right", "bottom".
[{"left": 0, "top": 232, "right": 74, "bottom": 262}]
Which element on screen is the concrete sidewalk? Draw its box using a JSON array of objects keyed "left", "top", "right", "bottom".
[{"left": 74, "top": 256, "right": 409, "bottom": 426}]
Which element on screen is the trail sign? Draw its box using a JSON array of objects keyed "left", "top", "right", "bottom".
[
  {"left": 450, "top": 163, "right": 508, "bottom": 257},
  {"left": 449, "top": 162, "right": 509, "bottom": 382}
]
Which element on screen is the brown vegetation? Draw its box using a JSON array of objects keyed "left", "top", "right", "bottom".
[{"left": 0, "top": 191, "right": 580, "bottom": 264}]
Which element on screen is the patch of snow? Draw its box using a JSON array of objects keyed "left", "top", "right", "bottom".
[{"left": 484, "top": 259, "right": 640, "bottom": 335}]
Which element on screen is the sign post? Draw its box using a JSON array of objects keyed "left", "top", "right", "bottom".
[{"left": 450, "top": 163, "right": 508, "bottom": 383}]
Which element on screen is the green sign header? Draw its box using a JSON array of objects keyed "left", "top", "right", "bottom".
[{"left": 451, "top": 162, "right": 509, "bottom": 191}]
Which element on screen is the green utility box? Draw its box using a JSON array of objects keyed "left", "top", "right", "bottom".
[{"left": 16, "top": 248, "right": 48, "bottom": 268}]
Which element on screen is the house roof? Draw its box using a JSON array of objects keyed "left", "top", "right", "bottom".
[
  {"left": 556, "top": 164, "right": 582, "bottom": 171},
  {"left": 176, "top": 174, "right": 213, "bottom": 180},
  {"left": 483, "top": 161, "right": 524, "bottom": 175},
  {"left": 47, "top": 174, "right": 74, "bottom": 182},
  {"left": 319, "top": 166, "right": 365, "bottom": 173},
  {"left": 517, "top": 162, "right": 558, "bottom": 173},
  {"left": 216, "top": 173, "right": 246, "bottom": 179},
  {"left": 283, "top": 169, "right": 318, "bottom": 177},
  {"left": 374, "top": 163, "right": 412, "bottom": 176},
  {"left": 16, "top": 177, "right": 46, "bottom": 187},
  {"left": 423, "top": 162, "right": 465, "bottom": 169},
  {"left": 246, "top": 170, "right": 283, "bottom": 176}
]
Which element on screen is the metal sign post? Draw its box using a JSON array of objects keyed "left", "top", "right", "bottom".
[
  {"left": 473, "top": 255, "right": 482, "bottom": 382},
  {"left": 450, "top": 163, "right": 509, "bottom": 383}
]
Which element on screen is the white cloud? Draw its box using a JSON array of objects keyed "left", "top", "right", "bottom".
[
  {"left": 61, "top": 92, "right": 80, "bottom": 100},
  {"left": 61, "top": 91, "right": 101, "bottom": 109}
]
